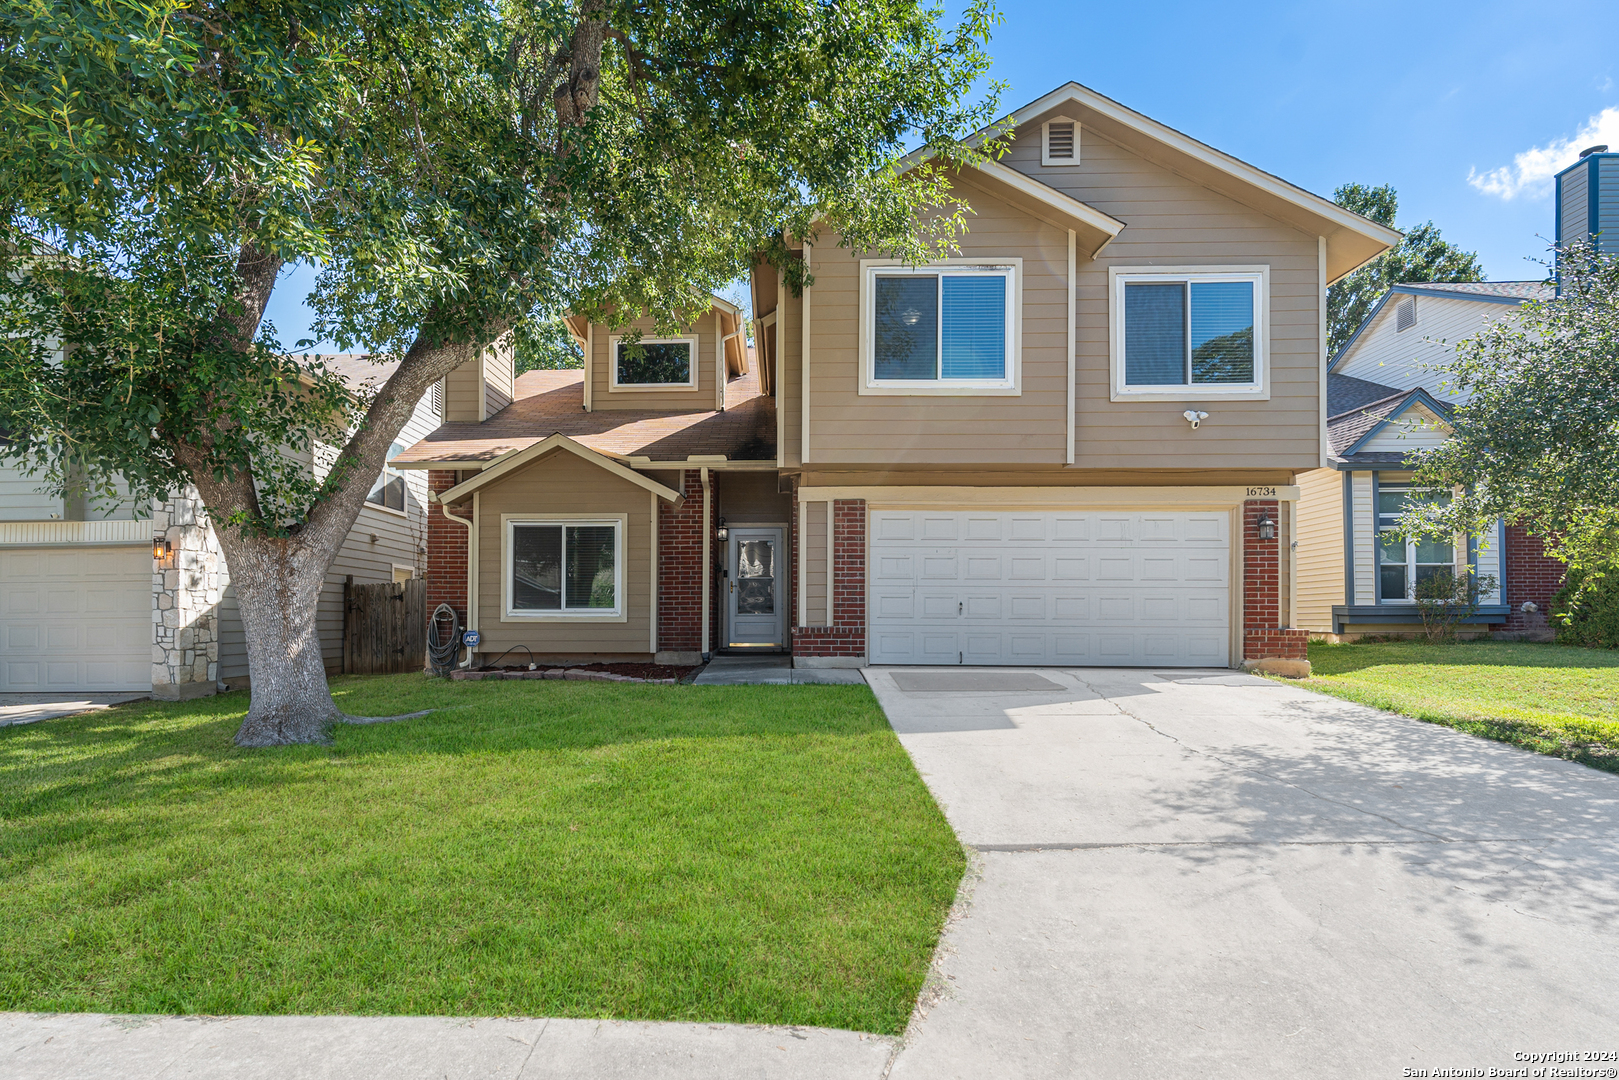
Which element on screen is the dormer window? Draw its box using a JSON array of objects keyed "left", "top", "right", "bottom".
[
  {"left": 1042, "top": 118, "right": 1079, "bottom": 166},
  {"left": 1395, "top": 296, "right": 1417, "bottom": 332}
]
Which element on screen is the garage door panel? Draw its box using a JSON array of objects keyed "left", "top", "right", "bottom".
[
  {"left": 868, "top": 510, "right": 1230, "bottom": 667},
  {"left": 0, "top": 545, "right": 150, "bottom": 691}
]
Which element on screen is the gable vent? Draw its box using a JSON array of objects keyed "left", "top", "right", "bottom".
[
  {"left": 1043, "top": 120, "right": 1077, "bottom": 165},
  {"left": 1395, "top": 296, "right": 1416, "bottom": 332}
]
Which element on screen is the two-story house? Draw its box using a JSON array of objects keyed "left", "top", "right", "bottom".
[
  {"left": 0, "top": 353, "right": 443, "bottom": 698},
  {"left": 399, "top": 82, "right": 1400, "bottom": 672}
]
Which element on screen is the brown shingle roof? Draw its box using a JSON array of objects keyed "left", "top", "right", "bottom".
[{"left": 394, "top": 367, "right": 776, "bottom": 466}]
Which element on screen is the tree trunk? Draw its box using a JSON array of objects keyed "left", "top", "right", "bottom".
[{"left": 225, "top": 532, "right": 345, "bottom": 746}]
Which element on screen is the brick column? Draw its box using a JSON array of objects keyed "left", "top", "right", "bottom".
[
  {"left": 1502, "top": 525, "right": 1566, "bottom": 635},
  {"left": 1242, "top": 499, "right": 1307, "bottom": 663},
  {"left": 656, "top": 470, "right": 707, "bottom": 661},
  {"left": 426, "top": 470, "right": 468, "bottom": 623},
  {"left": 792, "top": 498, "right": 866, "bottom": 665}
]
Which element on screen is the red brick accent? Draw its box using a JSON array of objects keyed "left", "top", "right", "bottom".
[
  {"left": 792, "top": 499, "right": 867, "bottom": 659},
  {"left": 657, "top": 470, "right": 711, "bottom": 653},
  {"left": 1242, "top": 499, "right": 1307, "bottom": 661},
  {"left": 1501, "top": 525, "right": 1567, "bottom": 632},
  {"left": 426, "top": 470, "right": 468, "bottom": 623}
]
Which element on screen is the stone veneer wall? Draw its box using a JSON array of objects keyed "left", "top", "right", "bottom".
[{"left": 151, "top": 487, "right": 224, "bottom": 700}]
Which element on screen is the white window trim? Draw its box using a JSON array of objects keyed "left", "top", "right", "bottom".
[
  {"left": 391, "top": 563, "right": 418, "bottom": 582},
  {"left": 1041, "top": 116, "right": 1080, "bottom": 167},
  {"left": 501, "top": 513, "right": 628, "bottom": 622},
  {"left": 858, "top": 258, "right": 1022, "bottom": 397},
  {"left": 365, "top": 443, "right": 410, "bottom": 517},
  {"left": 1374, "top": 484, "right": 1464, "bottom": 605},
  {"left": 607, "top": 335, "right": 700, "bottom": 392},
  {"left": 1108, "top": 265, "right": 1271, "bottom": 402}
]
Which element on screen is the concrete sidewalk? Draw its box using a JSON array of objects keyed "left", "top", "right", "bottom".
[
  {"left": 692, "top": 655, "right": 865, "bottom": 685},
  {"left": 0, "top": 692, "right": 148, "bottom": 727},
  {"left": 0, "top": 1013, "right": 896, "bottom": 1080}
]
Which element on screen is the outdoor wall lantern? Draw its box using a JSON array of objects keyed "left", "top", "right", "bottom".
[
  {"left": 152, "top": 534, "right": 174, "bottom": 567},
  {"left": 715, "top": 517, "right": 729, "bottom": 543},
  {"left": 1256, "top": 514, "right": 1277, "bottom": 541}
]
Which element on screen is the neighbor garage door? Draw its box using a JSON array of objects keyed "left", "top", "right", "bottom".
[
  {"left": 867, "top": 509, "right": 1230, "bottom": 667},
  {"left": 0, "top": 545, "right": 151, "bottom": 691}
]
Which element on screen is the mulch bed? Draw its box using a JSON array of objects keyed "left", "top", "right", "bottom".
[{"left": 449, "top": 661, "right": 699, "bottom": 685}]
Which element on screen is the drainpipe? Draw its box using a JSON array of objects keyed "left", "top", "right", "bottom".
[
  {"left": 700, "top": 466, "right": 712, "bottom": 662},
  {"left": 437, "top": 493, "right": 475, "bottom": 669}
]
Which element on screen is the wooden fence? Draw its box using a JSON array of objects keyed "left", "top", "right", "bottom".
[{"left": 343, "top": 576, "right": 427, "bottom": 675}]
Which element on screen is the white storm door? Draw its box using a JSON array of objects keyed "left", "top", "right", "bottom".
[{"left": 867, "top": 510, "right": 1230, "bottom": 667}]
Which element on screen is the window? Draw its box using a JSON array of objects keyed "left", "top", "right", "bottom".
[
  {"left": 366, "top": 441, "right": 407, "bottom": 512},
  {"left": 1110, "top": 268, "right": 1268, "bottom": 399},
  {"left": 506, "top": 518, "right": 622, "bottom": 617},
  {"left": 1376, "top": 484, "right": 1455, "bottom": 603},
  {"left": 1395, "top": 296, "right": 1417, "bottom": 332},
  {"left": 1042, "top": 118, "right": 1079, "bottom": 166},
  {"left": 609, "top": 336, "right": 698, "bottom": 390},
  {"left": 862, "top": 262, "right": 1019, "bottom": 393}
]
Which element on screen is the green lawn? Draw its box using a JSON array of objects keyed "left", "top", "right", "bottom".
[
  {"left": 1299, "top": 640, "right": 1619, "bottom": 772},
  {"left": 0, "top": 676, "right": 963, "bottom": 1033}
]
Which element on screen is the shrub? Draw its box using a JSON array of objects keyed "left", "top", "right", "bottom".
[
  {"left": 1413, "top": 568, "right": 1497, "bottom": 643},
  {"left": 1553, "top": 565, "right": 1619, "bottom": 649}
]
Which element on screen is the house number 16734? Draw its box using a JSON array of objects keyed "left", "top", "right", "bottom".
[{"left": 1245, "top": 486, "right": 1277, "bottom": 498}]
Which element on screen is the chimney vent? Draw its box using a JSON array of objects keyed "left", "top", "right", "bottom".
[{"left": 1578, "top": 144, "right": 1609, "bottom": 158}]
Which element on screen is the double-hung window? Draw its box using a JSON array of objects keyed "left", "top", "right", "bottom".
[
  {"left": 862, "top": 262, "right": 1019, "bottom": 393},
  {"left": 1111, "top": 268, "right": 1268, "bottom": 400},
  {"left": 506, "top": 518, "right": 623, "bottom": 617},
  {"left": 609, "top": 335, "right": 698, "bottom": 390},
  {"left": 1376, "top": 485, "right": 1455, "bottom": 603}
]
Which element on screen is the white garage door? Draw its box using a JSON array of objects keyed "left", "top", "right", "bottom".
[
  {"left": 0, "top": 545, "right": 152, "bottom": 691},
  {"left": 868, "top": 509, "right": 1230, "bottom": 667}
]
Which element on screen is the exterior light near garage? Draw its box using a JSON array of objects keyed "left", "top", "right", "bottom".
[
  {"left": 1256, "top": 513, "right": 1277, "bottom": 541},
  {"left": 716, "top": 517, "right": 729, "bottom": 543},
  {"left": 152, "top": 534, "right": 174, "bottom": 567}
]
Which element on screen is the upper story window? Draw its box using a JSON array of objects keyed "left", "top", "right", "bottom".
[
  {"left": 1109, "top": 267, "right": 1269, "bottom": 401},
  {"left": 1042, "top": 117, "right": 1079, "bottom": 166},
  {"left": 366, "top": 441, "right": 408, "bottom": 512},
  {"left": 860, "top": 261, "right": 1020, "bottom": 395},
  {"left": 609, "top": 335, "right": 698, "bottom": 390}
]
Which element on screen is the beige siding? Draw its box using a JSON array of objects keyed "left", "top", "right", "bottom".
[
  {"left": 799, "top": 466, "right": 1297, "bottom": 488},
  {"left": 1350, "top": 471, "right": 1375, "bottom": 605},
  {"left": 472, "top": 448, "right": 654, "bottom": 658},
  {"left": 717, "top": 471, "right": 790, "bottom": 524},
  {"left": 483, "top": 337, "right": 515, "bottom": 418},
  {"left": 445, "top": 361, "right": 482, "bottom": 422},
  {"left": 796, "top": 120, "right": 1326, "bottom": 471},
  {"left": 779, "top": 269, "right": 802, "bottom": 467},
  {"left": 1333, "top": 295, "right": 1513, "bottom": 404},
  {"left": 1294, "top": 467, "right": 1345, "bottom": 631},
  {"left": 589, "top": 311, "right": 721, "bottom": 412},
  {"left": 804, "top": 499, "right": 829, "bottom": 626}
]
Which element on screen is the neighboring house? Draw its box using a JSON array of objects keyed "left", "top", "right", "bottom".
[
  {"left": 1293, "top": 281, "right": 1564, "bottom": 638},
  {"left": 401, "top": 82, "right": 1401, "bottom": 671},
  {"left": 0, "top": 353, "right": 442, "bottom": 697}
]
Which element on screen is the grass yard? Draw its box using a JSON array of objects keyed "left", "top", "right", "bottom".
[
  {"left": 1299, "top": 640, "right": 1619, "bottom": 773},
  {"left": 0, "top": 676, "right": 963, "bottom": 1033}
]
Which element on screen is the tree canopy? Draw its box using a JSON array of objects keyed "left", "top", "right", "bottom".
[
  {"left": 1328, "top": 182, "right": 1485, "bottom": 354},
  {"left": 1400, "top": 240, "right": 1619, "bottom": 580},
  {"left": 0, "top": 0, "right": 1005, "bottom": 744}
]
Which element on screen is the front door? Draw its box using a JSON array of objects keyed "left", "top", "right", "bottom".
[{"left": 726, "top": 528, "right": 785, "bottom": 650}]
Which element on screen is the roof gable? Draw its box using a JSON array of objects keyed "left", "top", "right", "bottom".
[
  {"left": 1336, "top": 388, "right": 1455, "bottom": 458},
  {"left": 437, "top": 434, "right": 683, "bottom": 505}
]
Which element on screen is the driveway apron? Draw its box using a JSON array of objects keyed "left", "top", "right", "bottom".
[{"left": 868, "top": 667, "right": 1619, "bottom": 1079}]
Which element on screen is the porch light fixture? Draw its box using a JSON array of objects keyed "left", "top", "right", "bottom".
[
  {"left": 152, "top": 534, "right": 173, "bottom": 567},
  {"left": 1256, "top": 514, "right": 1277, "bottom": 541},
  {"left": 716, "top": 517, "right": 729, "bottom": 543}
]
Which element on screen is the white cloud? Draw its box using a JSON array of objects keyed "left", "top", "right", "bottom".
[{"left": 1468, "top": 106, "right": 1619, "bottom": 200}]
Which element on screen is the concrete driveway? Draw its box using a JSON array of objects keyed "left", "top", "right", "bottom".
[{"left": 867, "top": 667, "right": 1619, "bottom": 1079}]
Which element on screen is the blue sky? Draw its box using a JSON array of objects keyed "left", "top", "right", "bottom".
[{"left": 264, "top": 0, "right": 1619, "bottom": 349}]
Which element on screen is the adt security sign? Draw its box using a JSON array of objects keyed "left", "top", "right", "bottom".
[{"left": 462, "top": 630, "right": 481, "bottom": 647}]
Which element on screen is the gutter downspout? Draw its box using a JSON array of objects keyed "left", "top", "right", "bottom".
[
  {"left": 438, "top": 494, "right": 476, "bottom": 668},
  {"left": 800, "top": 240, "right": 811, "bottom": 466},
  {"left": 584, "top": 322, "right": 594, "bottom": 412},
  {"left": 701, "top": 466, "right": 712, "bottom": 661}
]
